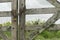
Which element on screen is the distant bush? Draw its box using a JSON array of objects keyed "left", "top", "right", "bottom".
[
  {"left": 3, "top": 22, "right": 11, "bottom": 26},
  {"left": 26, "top": 19, "right": 45, "bottom": 26},
  {"left": 33, "top": 30, "right": 60, "bottom": 40},
  {"left": 56, "top": 31, "right": 60, "bottom": 38},
  {"left": 40, "top": 31, "right": 55, "bottom": 38},
  {"left": 33, "top": 35, "right": 44, "bottom": 40},
  {"left": 0, "top": 24, "right": 2, "bottom": 27}
]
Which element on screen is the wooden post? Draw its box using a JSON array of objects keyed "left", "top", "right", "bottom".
[
  {"left": 18, "top": 0, "right": 26, "bottom": 40},
  {"left": 11, "top": 0, "right": 18, "bottom": 40}
]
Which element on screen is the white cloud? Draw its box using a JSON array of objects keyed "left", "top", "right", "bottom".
[
  {"left": 26, "top": 0, "right": 54, "bottom": 9},
  {"left": 0, "top": 2, "right": 11, "bottom": 11}
]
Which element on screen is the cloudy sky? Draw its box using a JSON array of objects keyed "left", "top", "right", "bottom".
[{"left": 0, "top": 0, "right": 60, "bottom": 24}]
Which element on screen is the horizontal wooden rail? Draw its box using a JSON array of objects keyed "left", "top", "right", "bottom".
[
  {"left": 0, "top": 0, "right": 12, "bottom": 2},
  {"left": 0, "top": 11, "right": 11, "bottom": 17},
  {"left": 25, "top": 24, "right": 60, "bottom": 30},
  {"left": 1, "top": 24, "right": 60, "bottom": 31},
  {"left": 0, "top": 8, "right": 57, "bottom": 17},
  {"left": 26, "top": 8, "right": 56, "bottom": 14}
]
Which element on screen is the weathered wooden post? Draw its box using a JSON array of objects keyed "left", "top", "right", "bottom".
[
  {"left": 11, "top": 0, "right": 18, "bottom": 40},
  {"left": 18, "top": 0, "right": 26, "bottom": 40}
]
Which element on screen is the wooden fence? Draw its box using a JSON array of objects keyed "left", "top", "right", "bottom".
[{"left": 0, "top": 0, "right": 60, "bottom": 40}]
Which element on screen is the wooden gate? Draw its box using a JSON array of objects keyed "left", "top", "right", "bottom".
[{"left": 0, "top": 0, "right": 60, "bottom": 40}]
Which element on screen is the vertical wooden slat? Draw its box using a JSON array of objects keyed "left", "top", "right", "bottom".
[
  {"left": 18, "top": 0, "right": 26, "bottom": 40},
  {"left": 19, "top": 13, "right": 25, "bottom": 40},
  {"left": 11, "top": 0, "right": 18, "bottom": 40}
]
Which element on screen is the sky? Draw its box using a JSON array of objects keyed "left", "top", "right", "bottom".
[{"left": 0, "top": 0, "right": 60, "bottom": 24}]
